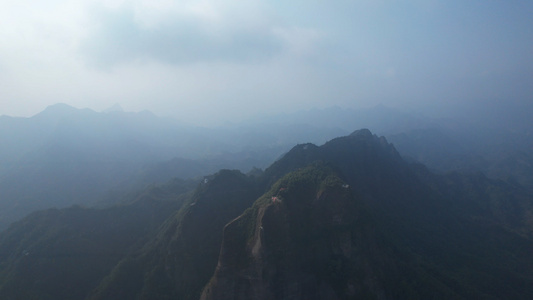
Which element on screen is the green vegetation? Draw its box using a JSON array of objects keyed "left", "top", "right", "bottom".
[
  {"left": 1, "top": 129, "right": 533, "bottom": 299},
  {"left": 203, "top": 131, "right": 533, "bottom": 299},
  {"left": 88, "top": 169, "right": 261, "bottom": 300},
  {"left": 0, "top": 179, "right": 187, "bottom": 300}
]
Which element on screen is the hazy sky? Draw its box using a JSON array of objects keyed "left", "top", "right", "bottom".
[{"left": 1, "top": 0, "right": 532, "bottom": 125}]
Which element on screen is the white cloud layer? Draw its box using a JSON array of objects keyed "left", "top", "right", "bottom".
[{"left": 1, "top": 0, "right": 532, "bottom": 125}]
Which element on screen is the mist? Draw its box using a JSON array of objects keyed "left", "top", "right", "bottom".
[
  {"left": 1, "top": 2, "right": 533, "bottom": 299},
  {"left": 1, "top": 0, "right": 532, "bottom": 126}
]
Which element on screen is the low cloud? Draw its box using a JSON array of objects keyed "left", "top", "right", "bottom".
[{"left": 80, "top": 2, "right": 297, "bottom": 68}]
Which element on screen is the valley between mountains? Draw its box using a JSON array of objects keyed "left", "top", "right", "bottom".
[{"left": 1, "top": 129, "right": 532, "bottom": 299}]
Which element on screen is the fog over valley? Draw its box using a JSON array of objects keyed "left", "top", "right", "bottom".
[{"left": 1, "top": 1, "right": 533, "bottom": 299}]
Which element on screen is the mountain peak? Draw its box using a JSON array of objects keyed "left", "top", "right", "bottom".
[
  {"left": 33, "top": 103, "right": 94, "bottom": 120},
  {"left": 349, "top": 128, "right": 373, "bottom": 138},
  {"left": 103, "top": 103, "right": 124, "bottom": 113},
  {"left": 40, "top": 103, "right": 77, "bottom": 114}
]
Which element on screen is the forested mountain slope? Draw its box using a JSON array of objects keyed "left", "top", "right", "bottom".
[
  {"left": 202, "top": 130, "right": 533, "bottom": 299},
  {"left": 0, "top": 129, "right": 532, "bottom": 299}
]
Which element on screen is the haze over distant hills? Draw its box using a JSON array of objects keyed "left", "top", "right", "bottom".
[
  {"left": 0, "top": 129, "right": 532, "bottom": 299},
  {"left": 0, "top": 103, "right": 343, "bottom": 229},
  {"left": 1, "top": 102, "right": 532, "bottom": 230},
  {"left": 2, "top": 1, "right": 531, "bottom": 297}
]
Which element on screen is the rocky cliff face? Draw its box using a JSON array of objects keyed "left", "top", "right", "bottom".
[
  {"left": 203, "top": 166, "right": 351, "bottom": 299},
  {"left": 201, "top": 164, "right": 431, "bottom": 300},
  {"left": 2, "top": 129, "right": 533, "bottom": 299},
  {"left": 201, "top": 131, "right": 533, "bottom": 299},
  {"left": 89, "top": 169, "right": 262, "bottom": 300}
]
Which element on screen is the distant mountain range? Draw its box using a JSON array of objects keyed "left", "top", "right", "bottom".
[
  {"left": 1, "top": 129, "right": 532, "bottom": 299},
  {"left": 0, "top": 103, "right": 294, "bottom": 229},
  {"left": 1, "top": 102, "right": 533, "bottom": 230},
  {"left": 0, "top": 103, "right": 219, "bottom": 229}
]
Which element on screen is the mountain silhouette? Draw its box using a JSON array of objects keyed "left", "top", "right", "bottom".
[{"left": 0, "top": 129, "right": 532, "bottom": 299}]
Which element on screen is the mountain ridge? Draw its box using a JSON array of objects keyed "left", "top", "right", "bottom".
[
  {"left": 201, "top": 130, "right": 533, "bottom": 299},
  {"left": 0, "top": 123, "right": 532, "bottom": 299}
]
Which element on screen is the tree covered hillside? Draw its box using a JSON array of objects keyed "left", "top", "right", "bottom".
[{"left": 0, "top": 129, "right": 532, "bottom": 299}]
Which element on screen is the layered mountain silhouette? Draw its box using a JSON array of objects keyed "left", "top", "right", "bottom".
[
  {"left": 0, "top": 104, "right": 345, "bottom": 230},
  {"left": 0, "top": 178, "right": 196, "bottom": 300},
  {"left": 3, "top": 103, "right": 532, "bottom": 232},
  {"left": 0, "top": 129, "right": 532, "bottom": 299},
  {"left": 202, "top": 130, "right": 533, "bottom": 299},
  {"left": 0, "top": 104, "right": 215, "bottom": 230}
]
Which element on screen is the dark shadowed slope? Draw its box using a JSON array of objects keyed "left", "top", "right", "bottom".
[
  {"left": 1, "top": 129, "right": 533, "bottom": 299},
  {"left": 202, "top": 130, "right": 533, "bottom": 299},
  {"left": 89, "top": 169, "right": 262, "bottom": 300},
  {"left": 0, "top": 179, "right": 193, "bottom": 300}
]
